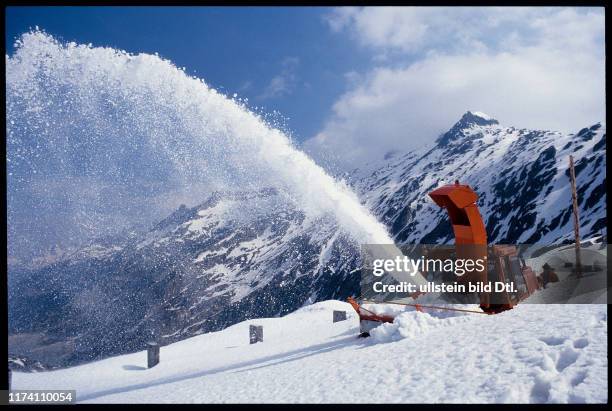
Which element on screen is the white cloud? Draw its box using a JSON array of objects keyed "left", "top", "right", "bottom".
[
  {"left": 259, "top": 56, "right": 300, "bottom": 100},
  {"left": 323, "top": 7, "right": 597, "bottom": 56},
  {"left": 326, "top": 6, "right": 430, "bottom": 53},
  {"left": 306, "top": 7, "right": 605, "bottom": 169}
]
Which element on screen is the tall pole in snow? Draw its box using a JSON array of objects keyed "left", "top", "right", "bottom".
[{"left": 569, "top": 155, "right": 582, "bottom": 277}]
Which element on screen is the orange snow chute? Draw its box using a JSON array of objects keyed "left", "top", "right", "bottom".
[
  {"left": 429, "top": 181, "right": 488, "bottom": 286},
  {"left": 428, "top": 181, "right": 487, "bottom": 245},
  {"left": 429, "top": 181, "right": 514, "bottom": 313}
]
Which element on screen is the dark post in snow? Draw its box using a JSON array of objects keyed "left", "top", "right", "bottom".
[
  {"left": 8, "top": 368, "right": 11, "bottom": 390},
  {"left": 147, "top": 342, "right": 160, "bottom": 368},
  {"left": 569, "top": 155, "right": 582, "bottom": 277},
  {"left": 249, "top": 325, "right": 263, "bottom": 344},
  {"left": 333, "top": 310, "right": 347, "bottom": 323}
]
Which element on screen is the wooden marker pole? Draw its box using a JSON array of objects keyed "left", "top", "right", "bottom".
[
  {"left": 249, "top": 325, "right": 263, "bottom": 344},
  {"left": 147, "top": 342, "right": 160, "bottom": 368},
  {"left": 569, "top": 155, "right": 582, "bottom": 277}
]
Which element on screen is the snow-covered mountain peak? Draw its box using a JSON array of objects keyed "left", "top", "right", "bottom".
[
  {"left": 436, "top": 111, "right": 500, "bottom": 146},
  {"left": 455, "top": 110, "right": 500, "bottom": 128},
  {"left": 466, "top": 111, "right": 497, "bottom": 124}
]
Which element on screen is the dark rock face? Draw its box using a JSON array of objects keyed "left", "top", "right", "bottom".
[
  {"left": 437, "top": 111, "right": 500, "bottom": 146},
  {"left": 9, "top": 114, "right": 606, "bottom": 370}
]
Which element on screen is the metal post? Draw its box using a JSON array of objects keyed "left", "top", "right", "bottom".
[
  {"left": 147, "top": 342, "right": 160, "bottom": 368},
  {"left": 249, "top": 325, "right": 263, "bottom": 344},
  {"left": 333, "top": 310, "right": 347, "bottom": 323},
  {"left": 569, "top": 156, "right": 582, "bottom": 277}
]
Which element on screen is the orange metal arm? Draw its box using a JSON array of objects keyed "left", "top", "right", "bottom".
[{"left": 428, "top": 181, "right": 487, "bottom": 245}]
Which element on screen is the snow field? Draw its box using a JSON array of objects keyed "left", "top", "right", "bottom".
[{"left": 13, "top": 301, "right": 606, "bottom": 403}]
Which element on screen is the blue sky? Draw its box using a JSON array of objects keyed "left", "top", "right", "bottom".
[{"left": 6, "top": 6, "right": 374, "bottom": 142}]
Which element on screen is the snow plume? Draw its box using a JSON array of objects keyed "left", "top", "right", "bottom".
[{"left": 6, "top": 30, "right": 394, "bottom": 262}]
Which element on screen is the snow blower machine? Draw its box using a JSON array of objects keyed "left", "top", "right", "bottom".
[{"left": 349, "top": 181, "right": 541, "bottom": 336}]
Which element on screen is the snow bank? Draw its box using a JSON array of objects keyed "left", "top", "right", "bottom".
[
  {"left": 369, "top": 308, "right": 473, "bottom": 343},
  {"left": 471, "top": 111, "right": 494, "bottom": 120}
]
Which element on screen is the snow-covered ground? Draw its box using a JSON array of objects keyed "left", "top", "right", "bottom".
[{"left": 13, "top": 301, "right": 607, "bottom": 403}]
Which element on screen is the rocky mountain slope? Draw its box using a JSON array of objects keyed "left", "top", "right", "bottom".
[{"left": 351, "top": 111, "right": 606, "bottom": 246}]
